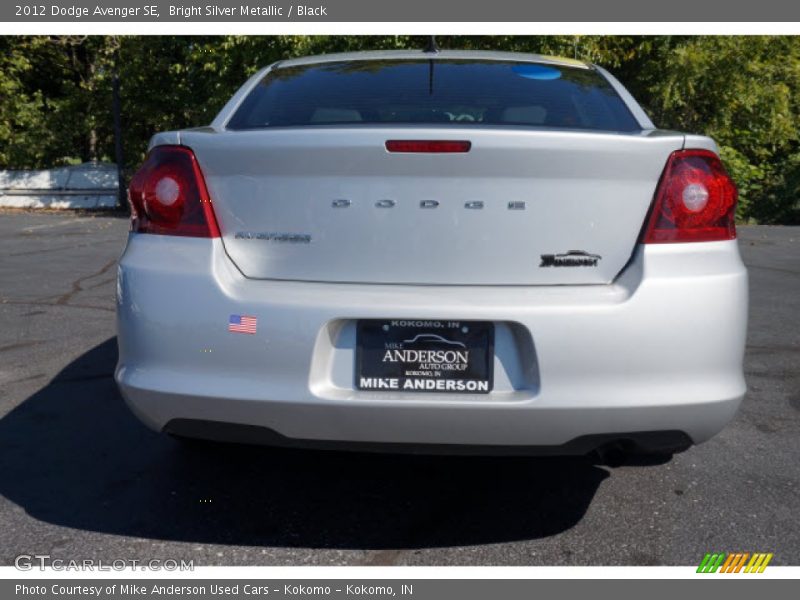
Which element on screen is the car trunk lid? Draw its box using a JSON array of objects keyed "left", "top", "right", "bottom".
[{"left": 182, "top": 127, "right": 683, "bottom": 285}]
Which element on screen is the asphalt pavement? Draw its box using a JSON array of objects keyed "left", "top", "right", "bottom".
[{"left": 0, "top": 211, "right": 797, "bottom": 566}]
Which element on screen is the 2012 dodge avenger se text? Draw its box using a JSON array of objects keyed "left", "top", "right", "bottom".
[{"left": 115, "top": 49, "right": 747, "bottom": 458}]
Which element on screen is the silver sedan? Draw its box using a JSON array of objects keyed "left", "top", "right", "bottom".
[{"left": 115, "top": 50, "right": 747, "bottom": 458}]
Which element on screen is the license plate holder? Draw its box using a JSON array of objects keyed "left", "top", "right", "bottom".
[{"left": 356, "top": 320, "right": 494, "bottom": 394}]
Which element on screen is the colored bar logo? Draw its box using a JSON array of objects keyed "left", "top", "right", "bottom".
[{"left": 697, "top": 552, "right": 773, "bottom": 573}]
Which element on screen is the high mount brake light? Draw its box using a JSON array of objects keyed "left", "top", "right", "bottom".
[
  {"left": 642, "top": 149, "right": 737, "bottom": 243},
  {"left": 128, "top": 145, "right": 220, "bottom": 238},
  {"left": 385, "top": 140, "right": 472, "bottom": 153}
]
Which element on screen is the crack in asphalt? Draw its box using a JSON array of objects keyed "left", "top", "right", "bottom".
[
  {"left": 747, "top": 263, "right": 800, "bottom": 276},
  {"left": 0, "top": 340, "right": 45, "bottom": 353},
  {"left": 85, "top": 277, "right": 117, "bottom": 291},
  {"left": 20, "top": 217, "right": 94, "bottom": 233},
  {"left": 8, "top": 238, "right": 120, "bottom": 258},
  {"left": 4, "top": 373, "right": 47, "bottom": 385},
  {"left": 55, "top": 258, "right": 118, "bottom": 306},
  {"left": 0, "top": 300, "right": 115, "bottom": 313}
]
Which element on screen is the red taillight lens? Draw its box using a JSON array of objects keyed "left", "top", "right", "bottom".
[
  {"left": 385, "top": 140, "right": 471, "bottom": 153},
  {"left": 642, "top": 149, "right": 737, "bottom": 243},
  {"left": 128, "top": 145, "right": 220, "bottom": 238}
]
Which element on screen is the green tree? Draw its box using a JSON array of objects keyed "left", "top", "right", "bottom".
[{"left": 0, "top": 37, "right": 55, "bottom": 167}]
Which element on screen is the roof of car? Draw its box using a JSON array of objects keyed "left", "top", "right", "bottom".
[{"left": 275, "top": 49, "right": 591, "bottom": 70}]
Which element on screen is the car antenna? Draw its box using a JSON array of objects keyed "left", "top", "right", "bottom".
[
  {"left": 423, "top": 36, "right": 439, "bottom": 96},
  {"left": 424, "top": 36, "right": 439, "bottom": 54}
]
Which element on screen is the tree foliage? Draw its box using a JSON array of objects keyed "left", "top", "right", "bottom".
[{"left": 0, "top": 35, "right": 797, "bottom": 223}]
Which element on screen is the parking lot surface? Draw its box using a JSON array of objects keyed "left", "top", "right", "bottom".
[{"left": 0, "top": 211, "right": 798, "bottom": 566}]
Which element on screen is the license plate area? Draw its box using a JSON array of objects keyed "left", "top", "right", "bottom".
[{"left": 356, "top": 320, "right": 494, "bottom": 394}]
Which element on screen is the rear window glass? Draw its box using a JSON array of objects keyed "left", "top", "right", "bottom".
[{"left": 227, "top": 59, "right": 641, "bottom": 132}]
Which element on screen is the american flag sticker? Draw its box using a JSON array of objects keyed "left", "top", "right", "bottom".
[{"left": 228, "top": 314, "right": 257, "bottom": 334}]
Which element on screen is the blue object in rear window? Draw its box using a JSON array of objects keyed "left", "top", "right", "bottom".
[
  {"left": 512, "top": 64, "right": 562, "bottom": 80},
  {"left": 227, "top": 59, "right": 641, "bottom": 132}
]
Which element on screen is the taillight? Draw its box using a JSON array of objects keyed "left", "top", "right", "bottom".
[
  {"left": 385, "top": 140, "right": 471, "bottom": 153},
  {"left": 128, "top": 145, "right": 220, "bottom": 237},
  {"left": 642, "top": 149, "right": 737, "bottom": 243}
]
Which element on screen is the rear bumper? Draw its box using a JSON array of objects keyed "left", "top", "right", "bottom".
[
  {"left": 163, "top": 419, "right": 694, "bottom": 457},
  {"left": 115, "top": 236, "right": 748, "bottom": 452}
]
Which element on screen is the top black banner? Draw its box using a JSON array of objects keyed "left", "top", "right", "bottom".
[{"left": 3, "top": 0, "right": 799, "bottom": 22}]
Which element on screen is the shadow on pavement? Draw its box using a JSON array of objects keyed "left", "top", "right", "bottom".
[{"left": 0, "top": 337, "right": 611, "bottom": 550}]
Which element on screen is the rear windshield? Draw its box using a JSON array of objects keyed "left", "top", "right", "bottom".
[{"left": 227, "top": 59, "right": 641, "bottom": 132}]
